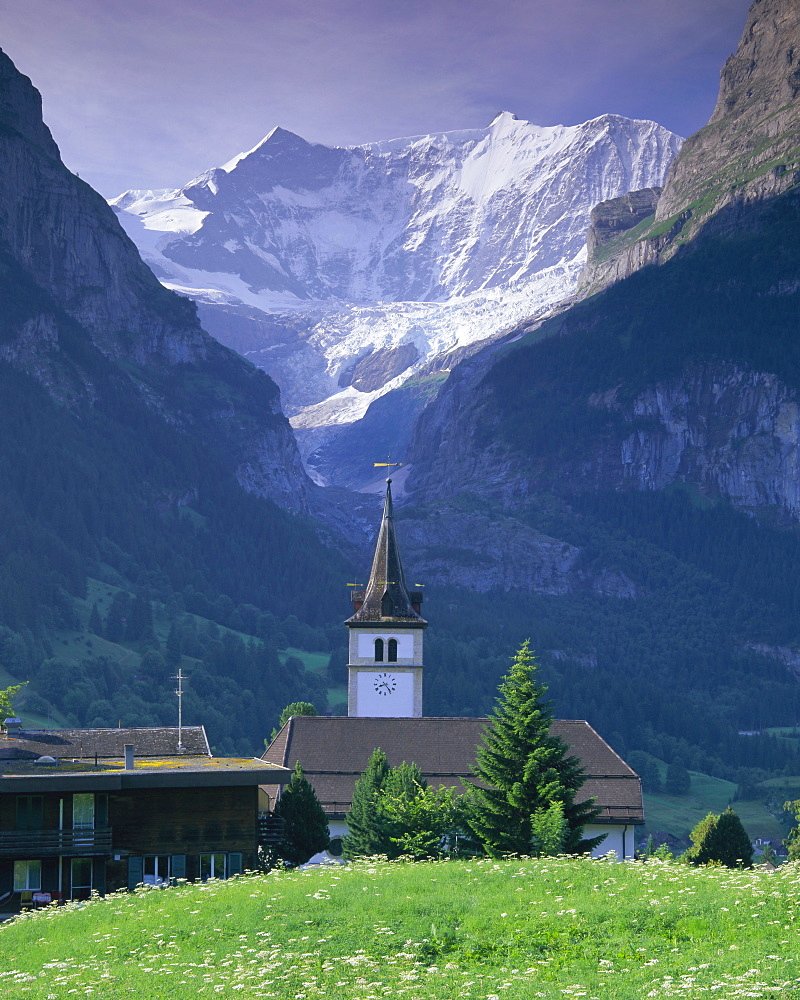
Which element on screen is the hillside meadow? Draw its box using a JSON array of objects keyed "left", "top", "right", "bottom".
[{"left": 1, "top": 857, "right": 799, "bottom": 999}]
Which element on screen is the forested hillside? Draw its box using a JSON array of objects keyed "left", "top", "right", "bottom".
[
  {"left": 0, "top": 48, "right": 354, "bottom": 751},
  {"left": 396, "top": 0, "right": 800, "bottom": 803}
]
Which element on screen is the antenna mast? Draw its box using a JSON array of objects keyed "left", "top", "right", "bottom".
[{"left": 175, "top": 668, "right": 186, "bottom": 751}]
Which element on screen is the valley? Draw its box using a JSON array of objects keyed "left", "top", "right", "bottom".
[{"left": 2, "top": 0, "right": 800, "bottom": 854}]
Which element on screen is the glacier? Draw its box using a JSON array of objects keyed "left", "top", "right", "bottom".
[{"left": 111, "top": 111, "right": 681, "bottom": 485}]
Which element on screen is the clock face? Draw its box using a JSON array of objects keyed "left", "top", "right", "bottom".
[{"left": 373, "top": 672, "right": 397, "bottom": 696}]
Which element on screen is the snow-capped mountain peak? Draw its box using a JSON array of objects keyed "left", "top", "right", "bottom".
[{"left": 111, "top": 112, "right": 681, "bottom": 484}]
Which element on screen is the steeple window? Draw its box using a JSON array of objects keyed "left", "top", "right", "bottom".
[
  {"left": 387, "top": 638, "right": 398, "bottom": 662},
  {"left": 374, "top": 638, "right": 384, "bottom": 662}
]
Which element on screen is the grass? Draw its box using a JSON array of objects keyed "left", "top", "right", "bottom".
[
  {"left": 1, "top": 857, "right": 799, "bottom": 999},
  {"left": 644, "top": 770, "right": 787, "bottom": 844},
  {"left": 279, "top": 648, "right": 330, "bottom": 674}
]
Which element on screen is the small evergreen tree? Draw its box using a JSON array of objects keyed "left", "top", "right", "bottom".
[
  {"left": 88, "top": 603, "right": 103, "bottom": 636},
  {"left": 687, "top": 807, "right": 753, "bottom": 867},
  {"left": 126, "top": 593, "right": 154, "bottom": 642},
  {"left": 530, "top": 800, "right": 569, "bottom": 856},
  {"left": 165, "top": 621, "right": 182, "bottom": 668},
  {"left": 468, "top": 641, "right": 603, "bottom": 856},
  {"left": 665, "top": 761, "right": 691, "bottom": 795},
  {"left": 140, "top": 649, "right": 167, "bottom": 681},
  {"left": 342, "top": 748, "right": 392, "bottom": 859},
  {"left": 274, "top": 762, "right": 329, "bottom": 866},
  {"left": 761, "top": 843, "right": 778, "bottom": 866},
  {"left": 628, "top": 751, "right": 662, "bottom": 793},
  {"left": 104, "top": 591, "right": 131, "bottom": 643}
]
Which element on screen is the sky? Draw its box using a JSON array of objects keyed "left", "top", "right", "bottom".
[{"left": 3, "top": 0, "right": 753, "bottom": 198}]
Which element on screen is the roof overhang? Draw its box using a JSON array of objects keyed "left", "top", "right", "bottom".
[{"left": 0, "top": 763, "right": 291, "bottom": 793}]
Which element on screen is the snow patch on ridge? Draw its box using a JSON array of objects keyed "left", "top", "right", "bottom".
[{"left": 111, "top": 113, "right": 681, "bottom": 479}]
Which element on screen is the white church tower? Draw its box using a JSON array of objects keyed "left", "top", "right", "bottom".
[{"left": 346, "top": 478, "right": 426, "bottom": 718}]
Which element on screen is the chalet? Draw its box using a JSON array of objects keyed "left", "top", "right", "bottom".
[
  {"left": 263, "top": 477, "right": 644, "bottom": 860},
  {"left": 0, "top": 723, "right": 289, "bottom": 907}
]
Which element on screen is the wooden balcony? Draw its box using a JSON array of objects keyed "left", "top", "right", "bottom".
[{"left": 0, "top": 828, "right": 113, "bottom": 856}]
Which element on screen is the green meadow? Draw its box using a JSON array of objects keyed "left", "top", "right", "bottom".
[
  {"left": 644, "top": 769, "right": 789, "bottom": 845},
  {"left": 1, "top": 857, "right": 799, "bottom": 999}
]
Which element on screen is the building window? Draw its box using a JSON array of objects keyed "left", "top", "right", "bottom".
[
  {"left": 16, "top": 796, "right": 43, "bottom": 830},
  {"left": 200, "top": 853, "right": 227, "bottom": 881},
  {"left": 73, "top": 793, "right": 95, "bottom": 830},
  {"left": 143, "top": 856, "right": 171, "bottom": 886},
  {"left": 387, "top": 638, "right": 398, "bottom": 662},
  {"left": 374, "top": 638, "right": 384, "bottom": 662},
  {"left": 13, "top": 860, "right": 41, "bottom": 892}
]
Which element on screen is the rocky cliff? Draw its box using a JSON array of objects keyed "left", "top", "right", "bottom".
[
  {"left": 401, "top": 0, "right": 800, "bottom": 594},
  {"left": 580, "top": 0, "right": 800, "bottom": 294},
  {"left": 0, "top": 49, "right": 311, "bottom": 513}
]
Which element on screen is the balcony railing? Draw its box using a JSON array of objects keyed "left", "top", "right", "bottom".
[
  {"left": 257, "top": 813, "right": 285, "bottom": 846},
  {"left": 0, "top": 828, "right": 113, "bottom": 856}
]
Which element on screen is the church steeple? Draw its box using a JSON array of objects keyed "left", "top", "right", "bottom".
[
  {"left": 345, "top": 478, "right": 426, "bottom": 718},
  {"left": 346, "top": 479, "right": 426, "bottom": 626}
]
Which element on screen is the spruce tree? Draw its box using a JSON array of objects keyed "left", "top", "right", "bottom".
[
  {"left": 688, "top": 807, "right": 753, "bottom": 867},
  {"left": 665, "top": 760, "right": 691, "bottom": 795},
  {"left": 687, "top": 812, "right": 718, "bottom": 865},
  {"left": 274, "top": 762, "right": 329, "bottom": 866},
  {"left": 104, "top": 591, "right": 131, "bottom": 643},
  {"left": 468, "top": 640, "right": 603, "bottom": 857},
  {"left": 88, "top": 602, "right": 103, "bottom": 636},
  {"left": 530, "top": 800, "right": 569, "bottom": 857},
  {"left": 165, "top": 621, "right": 182, "bottom": 667},
  {"left": 342, "top": 748, "right": 392, "bottom": 859}
]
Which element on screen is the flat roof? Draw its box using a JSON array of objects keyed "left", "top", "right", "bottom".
[{"left": 0, "top": 756, "right": 291, "bottom": 792}]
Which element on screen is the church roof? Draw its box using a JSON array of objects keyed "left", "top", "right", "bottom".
[
  {"left": 346, "top": 479, "right": 426, "bottom": 627},
  {"left": 262, "top": 716, "right": 643, "bottom": 825}
]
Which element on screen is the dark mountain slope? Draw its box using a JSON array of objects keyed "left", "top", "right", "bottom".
[
  {"left": 397, "top": 0, "right": 800, "bottom": 785},
  {"left": 0, "top": 50, "right": 353, "bottom": 750},
  {"left": 0, "top": 48, "right": 310, "bottom": 511}
]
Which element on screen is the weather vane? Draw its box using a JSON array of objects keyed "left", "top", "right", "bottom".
[{"left": 374, "top": 455, "right": 403, "bottom": 476}]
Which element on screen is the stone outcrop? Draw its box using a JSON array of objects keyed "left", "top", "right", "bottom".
[
  {"left": 657, "top": 0, "right": 800, "bottom": 222},
  {"left": 585, "top": 188, "right": 662, "bottom": 259},
  {"left": 601, "top": 364, "right": 800, "bottom": 516},
  {"left": 0, "top": 49, "right": 312, "bottom": 513},
  {"left": 580, "top": 0, "right": 800, "bottom": 293}
]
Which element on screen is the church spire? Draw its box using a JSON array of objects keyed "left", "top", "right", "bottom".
[{"left": 346, "top": 479, "right": 426, "bottom": 626}]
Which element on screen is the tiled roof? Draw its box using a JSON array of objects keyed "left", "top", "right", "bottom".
[
  {"left": 262, "top": 716, "right": 643, "bottom": 824},
  {"left": 345, "top": 480, "right": 426, "bottom": 626},
  {"left": 0, "top": 726, "right": 210, "bottom": 760}
]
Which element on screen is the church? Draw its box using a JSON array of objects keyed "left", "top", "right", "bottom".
[{"left": 263, "top": 478, "right": 644, "bottom": 860}]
